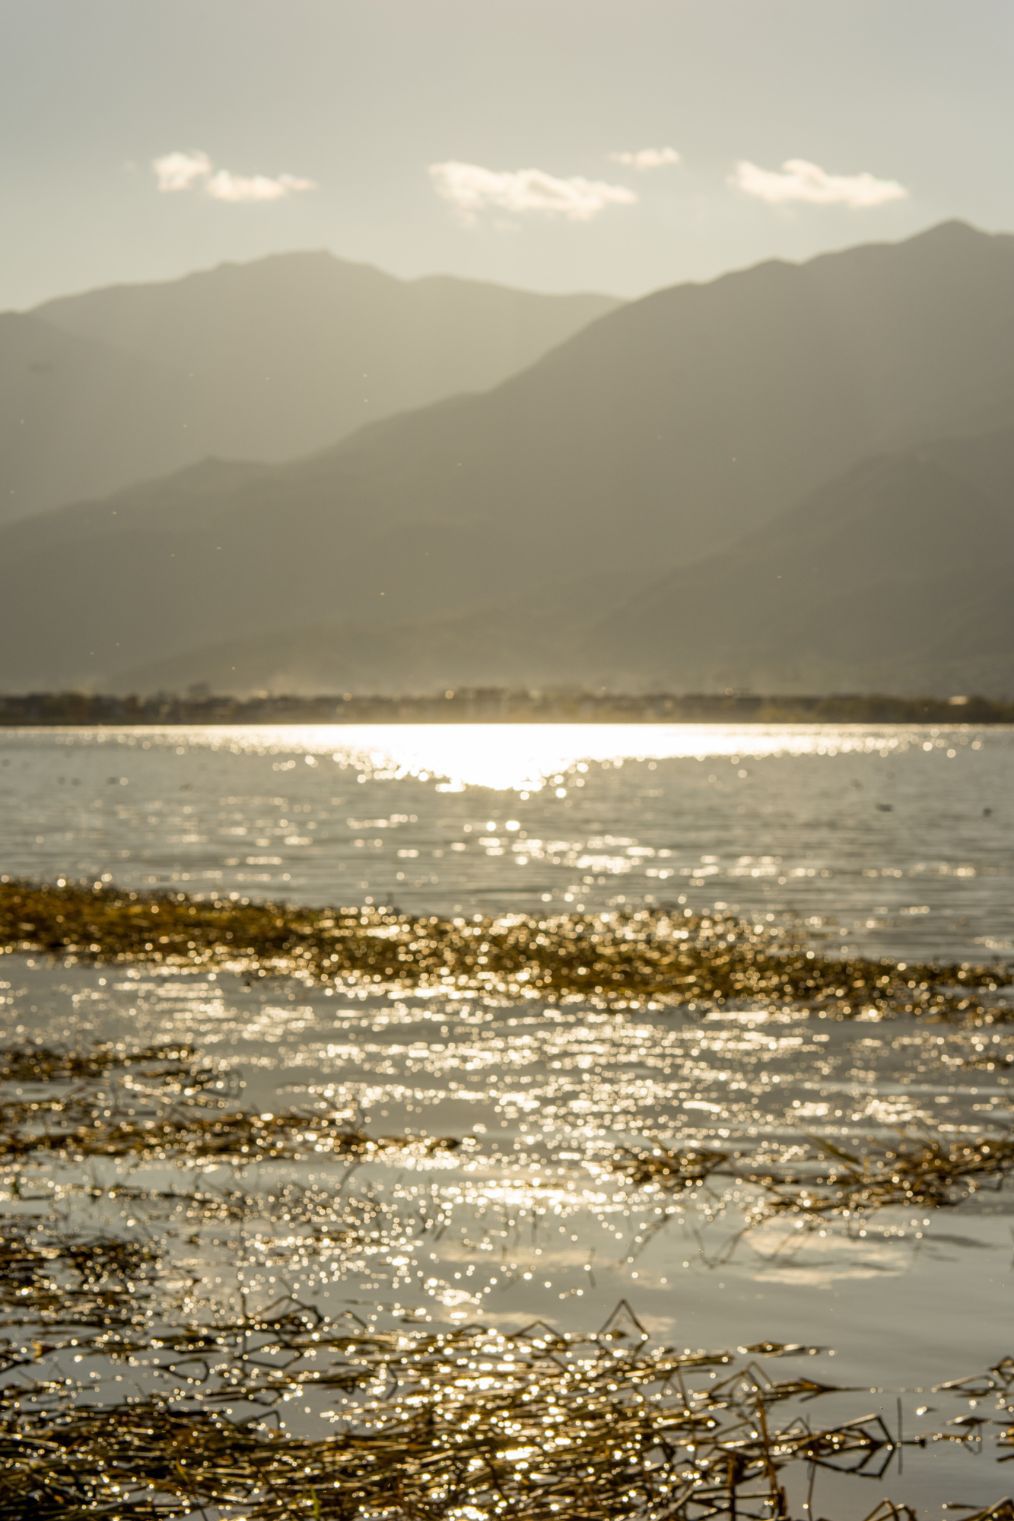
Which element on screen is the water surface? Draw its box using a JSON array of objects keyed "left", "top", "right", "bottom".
[{"left": 0, "top": 723, "right": 1011, "bottom": 1515}]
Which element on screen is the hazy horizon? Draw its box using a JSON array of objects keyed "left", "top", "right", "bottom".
[{"left": 4, "top": 0, "right": 1014, "bottom": 310}]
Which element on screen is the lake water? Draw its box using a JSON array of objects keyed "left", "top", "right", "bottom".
[
  {"left": 1, "top": 724, "right": 1011, "bottom": 1516},
  {"left": 1, "top": 722, "right": 1011, "bottom": 958}
]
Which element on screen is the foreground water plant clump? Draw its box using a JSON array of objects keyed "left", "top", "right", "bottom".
[
  {"left": 0, "top": 1221, "right": 157, "bottom": 1326},
  {"left": 0, "top": 1042, "right": 1011, "bottom": 1518},
  {"left": 1, "top": 1295, "right": 1011, "bottom": 1521},
  {"left": 1, "top": 879, "right": 1009, "bottom": 1019},
  {"left": 2, "top": 1289, "right": 1012, "bottom": 1521}
]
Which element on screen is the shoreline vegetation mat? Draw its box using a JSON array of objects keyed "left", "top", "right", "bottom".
[{"left": 1, "top": 878, "right": 1010, "bottom": 1020}]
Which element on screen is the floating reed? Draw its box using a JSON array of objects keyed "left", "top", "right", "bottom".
[
  {"left": 0, "top": 1300, "right": 890, "bottom": 1521},
  {"left": 1, "top": 1297, "right": 1010, "bottom": 1520},
  {"left": 0, "top": 1041, "right": 457, "bottom": 1164},
  {"left": 0, "top": 1222, "right": 155, "bottom": 1327},
  {"left": 615, "top": 1130, "right": 1014, "bottom": 1221}
]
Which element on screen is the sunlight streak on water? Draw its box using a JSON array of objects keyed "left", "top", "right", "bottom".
[
  {"left": 0, "top": 721, "right": 1007, "bottom": 957},
  {"left": 140, "top": 721, "right": 919, "bottom": 791}
]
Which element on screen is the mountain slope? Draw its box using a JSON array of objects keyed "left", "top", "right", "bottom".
[
  {"left": 296, "top": 219, "right": 1014, "bottom": 576},
  {"left": 1, "top": 222, "right": 1013, "bottom": 691},
  {"left": 0, "top": 313, "right": 195, "bottom": 526},
  {"left": 109, "top": 427, "right": 1014, "bottom": 697},
  {"left": 110, "top": 606, "right": 575, "bottom": 697},
  {"left": 2, "top": 254, "right": 619, "bottom": 521},
  {"left": 592, "top": 427, "right": 1014, "bottom": 694}
]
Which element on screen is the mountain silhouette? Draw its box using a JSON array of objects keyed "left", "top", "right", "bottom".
[
  {"left": 1, "top": 222, "right": 1012, "bottom": 694},
  {"left": 2, "top": 252, "right": 618, "bottom": 522}
]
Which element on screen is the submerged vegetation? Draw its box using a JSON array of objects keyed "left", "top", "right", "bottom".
[{"left": 1, "top": 878, "right": 1010, "bottom": 1020}]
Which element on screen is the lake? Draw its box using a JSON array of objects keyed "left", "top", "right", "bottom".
[
  {"left": 1, "top": 721, "right": 1011, "bottom": 957},
  {"left": 1, "top": 723, "right": 1011, "bottom": 1516}
]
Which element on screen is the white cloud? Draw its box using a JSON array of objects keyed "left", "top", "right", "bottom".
[
  {"left": 151, "top": 151, "right": 315, "bottom": 203},
  {"left": 608, "top": 146, "right": 681, "bottom": 172},
  {"left": 205, "top": 170, "right": 316, "bottom": 203},
  {"left": 429, "top": 161, "right": 637, "bottom": 224},
  {"left": 730, "top": 157, "right": 908, "bottom": 208},
  {"left": 152, "top": 150, "right": 213, "bottom": 192}
]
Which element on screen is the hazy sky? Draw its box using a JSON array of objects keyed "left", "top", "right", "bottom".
[{"left": 3, "top": 0, "right": 1013, "bottom": 309}]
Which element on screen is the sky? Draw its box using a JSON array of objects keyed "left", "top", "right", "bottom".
[{"left": 2, "top": 0, "right": 1013, "bottom": 309}]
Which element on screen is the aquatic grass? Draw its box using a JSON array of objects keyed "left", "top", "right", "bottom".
[
  {"left": 0, "top": 1042, "right": 206, "bottom": 1087},
  {"left": 0, "top": 1041, "right": 458, "bottom": 1165},
  {"left": 614, "top": 1144, "right": 733, "bottom": 1191},
  {"left": 756, "top": 1133, "right": 1014, "bottom": 1218},
  {"left": 1, "top": 1299, "right": 1010, "bottom": 1520},
  {"left": 0, "top": 1106, "right": 459, "bottom": 1163},
  {"left": 0, "top": 1223, "right": 156, "bottom": 1327},
  {"left": 0, "top": 1306, "right": 898, "bottom": 1520},
  {"left": 615, "top": 1130, "right": 1014, "bottom": 1221},
  {"left": 0, "top": 1041, "right": 1010, "bottom": 1518},
  {"left": 1, "top": 879, "right": 1009, "bottom": 1020}
]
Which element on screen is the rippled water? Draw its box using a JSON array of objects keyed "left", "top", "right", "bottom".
[
  {"left": 1, "top": 722, "right": 1011, "bottom": 957},
  {"left": 0, "top": 724, "right": 1011, "bottom": 1515}
]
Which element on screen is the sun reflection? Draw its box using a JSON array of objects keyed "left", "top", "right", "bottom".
[{"left": 159, "top": 722, "right": 919, "bottom": 792}]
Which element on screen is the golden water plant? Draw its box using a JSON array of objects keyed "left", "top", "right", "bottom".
[{"left": 1, "top": 879, "right": 1009, "bottom": 1020}]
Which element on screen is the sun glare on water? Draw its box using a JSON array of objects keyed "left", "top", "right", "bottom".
[{"left": 178, "top": 721, "right": 913, "bottom": 792}]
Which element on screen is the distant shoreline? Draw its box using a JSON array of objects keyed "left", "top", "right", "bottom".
[{"left": 2, "top": 691, "right": 1013, "bottom": 727}]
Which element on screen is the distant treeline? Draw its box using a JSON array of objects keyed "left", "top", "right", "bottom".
[{"left": 1, "top": 690, "right": 1012, "bottom": 726}]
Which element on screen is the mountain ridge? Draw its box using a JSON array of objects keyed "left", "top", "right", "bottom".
[
  {"left": 1, "top": 221, "right": 1012, "bottom": 695},
  {"left": 1, "top": 252, "right": 620, "bottom": 523},
  {"left": 26, "top": 246, "right": 621, "bottom": 317}
]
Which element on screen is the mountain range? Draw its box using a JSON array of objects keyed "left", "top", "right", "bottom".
[
  {"left": 3, "top": 254, "right": 618, "bottom": 522},
  {"left": 1, "top": 221, "right": 1012, "bottom": 696}
]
